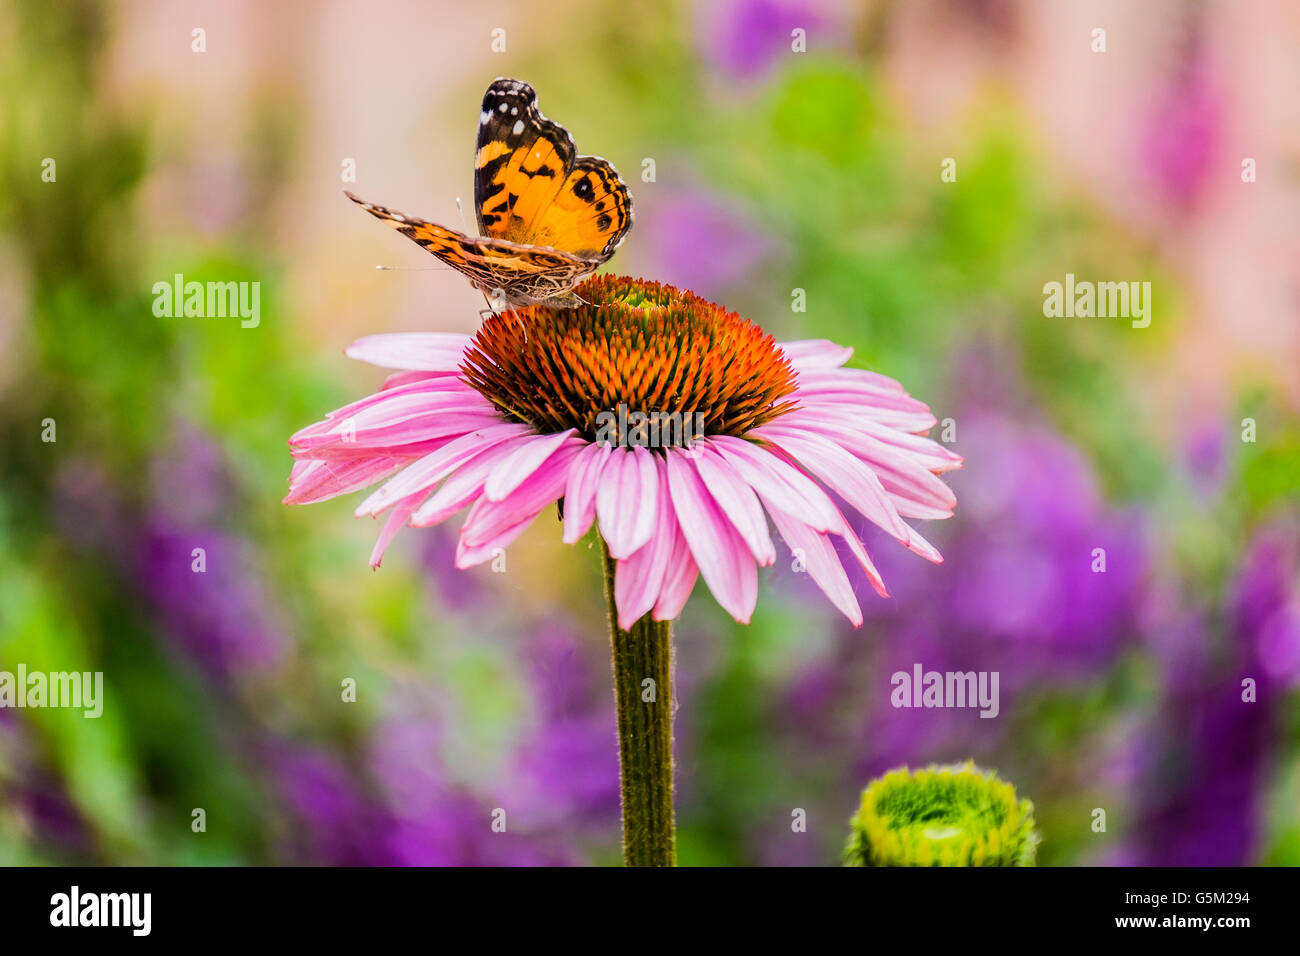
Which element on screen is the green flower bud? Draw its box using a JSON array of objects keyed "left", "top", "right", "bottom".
[{"left": 845, "top": 761, "right": 1039, "bottom": 866}]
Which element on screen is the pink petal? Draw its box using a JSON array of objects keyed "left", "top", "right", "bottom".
[
  {"left": 284, "top": 456, "right": 411, "bottom": 505},
  {"left": 562, "top": 442, "right": 613, "bottom": 544},
  {"left": 752, "top": 425, "right": 909, "bottom": 543},
  {"left": 766, "top": 506, "right": 863, "bottom": 627},
  {"left": 691, "top": 443, "right": 775, "bottom": 565},
  {"left": 355, "top": 423, "right": 531, "bottom": 516},
  {"left": 793, "top": 366, "right": 910, "bottom": 396},
  {"left": 778, "top": 412, "right": 956, "bottom": 517},
  {"left": 484, "top": 429, "right": 578, "bottom": 502},
  {"left": 613, "top": 458, "right": 676, "bottom": 629},
  {"left": 900, "top": 523, "right": 944, "bottom": 565},
  {"left": 779, "top": 339, "right": 853, "bottom": 369},
  {"left": 652, "top": 517, "right": 698, "bottom": 622},
  {"left": 454, "top": 512, "right": 534, "bottom": 568},
  {"left": 596, "top": 446, "right": 661, "bottom": 560},
  {"left": 409, "top": 439, "right": 524, "bottom": 527},
  {"left": 459, "top": 444, "right": 582, "bottom": 548},
  {"left": 291, "top": 384, "right": 500, "bottom": 458},
  {"left": 848, "top": 417, "right": 964, "bottom": 472},
  {"left": 664, "top": 449, "right": 757, "bottom": 624},
  {"left": 346, "top": 332, "right": 473, "bottom": 371},
  {"left": 368, "top": 490, "right": 430, "bottom": 568},
  {"left": 381, "top": 370, "right": 445, "bottom": 390},
  {"left": 708, "top": 435, "right": 841, "bottom": 533},
  {"left": 297, "top": 375, "right": 480, "bottom": 432},
  {"left": 836, "top": 517, "right": 891, "bottom": 598}
]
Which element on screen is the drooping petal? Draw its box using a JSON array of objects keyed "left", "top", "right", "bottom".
[
  {"left": 766, "top": 505, "right": 863, "bottom": 627},
  {"left": 484, "top": 429, "right": 579, "bottom": 502},
  {"left": 355, "top": 423, "right": 531, "bottom": 517},
  {"left": 708, "top": 435, "right": 842, "bottom": 533},
  {"left": 459, "top": 444, "right": 583, "bottom": 549},
  {"left": 653, "top": 515, "right": 698, "bottom": 622},
  {"left": 291, "top": 383, "right": 500, "bottom": 459},
  {"left": 454, "top": 512, "right": 534, "bottom": 568},
  {"left": 664, "top": 449, "right": 757, "bottom": 624},
  {"left": 691, "top": 443, "right": 776, "bottom": 565},
  {"left": 596, "top": 446, "right": 661, "bottom": 560},
  {"left": 613, "top": 457, "right": 676, "bottom": 629},
  {"left": 368, "top": 489, "right": 431, "bottom": 569},
  {"left": 562, "top": 442, "right": 613, "bottom": 544},
  {"left": 409, "top": 439, "right": 525, "bottom": 527},
  {"left": 778, "top": 411, "right": 957, "bottom": 517},
  {"left": 836, "top": 517, "right": 891, "bottom": 598},
  {"left": 284, "top": 456, "right": 411, "bottom": 505},
  {"left": 752, "top": 425, "right": 910, "bottom": 543}
]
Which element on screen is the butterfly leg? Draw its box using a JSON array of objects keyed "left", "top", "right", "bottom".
[{"left": 479, "top": 288, "right": 529, "bottom": 342}]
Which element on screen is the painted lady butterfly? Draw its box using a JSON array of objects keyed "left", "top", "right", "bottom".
[{"left": 346, "top": 77, "right": 632, "bottom": 309}]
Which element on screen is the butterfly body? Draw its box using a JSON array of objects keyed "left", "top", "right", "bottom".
[{"left": 349, "top": 78, "right": 631, "bottom": 308}]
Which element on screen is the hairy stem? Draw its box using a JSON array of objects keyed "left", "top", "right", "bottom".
[{"left": 601, "top": 542, "right": 676, "bottom": 866}]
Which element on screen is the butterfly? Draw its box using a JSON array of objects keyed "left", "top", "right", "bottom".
[{"left": 346, "top": 77, "right": 632, "bottom": 310}]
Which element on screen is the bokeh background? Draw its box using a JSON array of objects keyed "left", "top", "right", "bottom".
[{"left": 1, "top": 0, "right": 1298, "bottom": 866}]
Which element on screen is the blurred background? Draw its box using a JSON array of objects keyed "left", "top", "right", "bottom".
[{"left": 1, "top": 0, "right": 1298, "bottom": 866}]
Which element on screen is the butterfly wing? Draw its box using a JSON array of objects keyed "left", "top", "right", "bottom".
[
  {"left": 475, "top": 78, "right": 631, "bottom": 263},
  {"left": 345, "top": 191, "right": 585, "bottom": 300}
]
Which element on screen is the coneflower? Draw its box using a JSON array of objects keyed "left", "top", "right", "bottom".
[{"left": 285, "top": 275, "right": 960, "bottom": 865}]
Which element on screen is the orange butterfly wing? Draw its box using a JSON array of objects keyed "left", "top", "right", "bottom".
[
  {"left": 344, "top": 191, "right": 582, "bottom": 293},
  {"left": 474, "top": 79, "right": 631, "bottom": 262}
]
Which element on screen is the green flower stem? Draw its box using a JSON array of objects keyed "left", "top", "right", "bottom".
[{"left": 601, "top": 542, "right": 676, "bottom": 866}]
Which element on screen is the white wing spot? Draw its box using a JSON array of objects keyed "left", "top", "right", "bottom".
[
  {"left": 511, "top": 107, "right": 519, "bottom": 116},
  {"left": 512, "top": 120, "right": 525, "bottom": 135},
  {"left": 499, "top": 102, "right": 509, "bottom": 112},
  {"left": 480, "top": 110, "right": 491, "bottom": 124}
]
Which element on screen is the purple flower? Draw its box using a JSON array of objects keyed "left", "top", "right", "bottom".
[
  {"left": 367, "top": 709, "right": 576, "bottom": 866},
  {"left": 1183, "top": 416, "right": 1228, "bottom": 498},
  {"left": 510, "top": 623, "right": 620, "bottom": 828},
  {"left": 703, "top": 0, "right": 825, "bottom": 80},
  {"left": 272, "top": 745, "right": 396, "bottom": 865},
  {"left": 1142, "top": 34, "right": 1222, "bottom": 213},
  {"left": 420, "top": 524, "right": 492, "bottom": 612},
  {"left": 0, "top": 713, "right": 93, "bottom": 860},
  {"left": 758, "top": 367, "right": 1149, "bottom": 863},
  {"left": 843, "top": 412, "right": 1147, "bottom": 690},
  {"left": 135, "top": 519, "right": 287, "bottom": 681},
  {"left": 1123, "top": 522, "right": 1298, "bottom": 865},
  {"left": 148, "top": 423, "right": 234, "bottom": 526},
  {"left": 634, "top": 189, "right": 775, "bottom": 301}
]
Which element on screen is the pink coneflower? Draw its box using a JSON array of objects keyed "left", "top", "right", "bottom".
[
  {"left": 285, "top": 276, "right": 960, "bottom": 629},
  {"left": 286, "top": 274, "right": 959, "bottom": 866}
]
